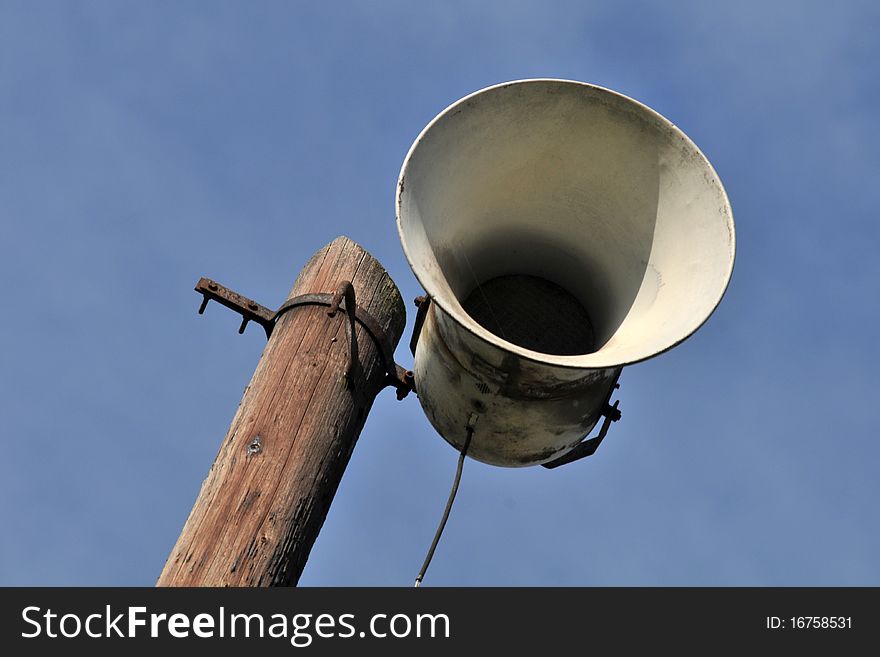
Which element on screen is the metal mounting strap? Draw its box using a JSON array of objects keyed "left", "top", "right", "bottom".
[
  {"left": 541, "top": 400, "right": 621, "bottom": 469},
  {"left": 195, "top": 277, "right": 415, "bottom": 400},
  {"left": 410, "top": 295, "right": 432, "bottom": 356},
  {"left": 327, "top": 281, "right": 358, "bottom": 382},
  {"left": 541, "top": 371, "right": 623, "bottom": 469}
]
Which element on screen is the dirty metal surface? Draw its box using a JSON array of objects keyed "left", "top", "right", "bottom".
[{"left": 413, "top": 302, "right": 622, "bottom": 467}]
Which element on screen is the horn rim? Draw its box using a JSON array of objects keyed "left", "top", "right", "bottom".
[{"left": 396, "top": 78, "right": 736, "bottom": 370}]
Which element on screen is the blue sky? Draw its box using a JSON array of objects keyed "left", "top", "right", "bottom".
[{"left": 1, "top": 1, "right": 878, "bottom": 586}]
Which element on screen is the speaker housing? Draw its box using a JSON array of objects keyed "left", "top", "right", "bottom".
[{"left": 397, "top": 79, "right": 735, "bottom": 466}]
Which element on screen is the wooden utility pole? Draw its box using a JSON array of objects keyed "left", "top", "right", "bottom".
[{"left": 157, "top": 236, "right": 406, "bottom": 586}]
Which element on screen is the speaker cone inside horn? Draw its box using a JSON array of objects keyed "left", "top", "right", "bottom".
[{"left": 462, "top": 275, "right": 595, "bottom": 356}]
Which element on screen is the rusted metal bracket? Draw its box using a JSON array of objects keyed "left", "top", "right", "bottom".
[
  {"left": 196, "top": 277, "right": 276, "bottom": 338},
  {"left": 195, "top": 277, "right": 415, "bottom": 400},
  {"left": 541, "top": 370, "right": 623, "bottom": 470},
  {"left": 541, "top": 399, "right": 621, "bottom": 469},
  {"left": 410, "top": 295, "right": 432, "bottom": 356}
]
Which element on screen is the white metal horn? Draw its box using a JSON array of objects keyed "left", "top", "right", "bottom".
[{"left": 397, "top": 79, "right": 735, "bottom": 467}]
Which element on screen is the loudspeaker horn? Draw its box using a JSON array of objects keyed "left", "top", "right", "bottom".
[{"left": 397, "top": 79, "right": 735, "bottom": 467}]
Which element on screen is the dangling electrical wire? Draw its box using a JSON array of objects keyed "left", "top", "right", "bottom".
[{"left": 414, "top": 425, "right": 474, "bottom": 587}]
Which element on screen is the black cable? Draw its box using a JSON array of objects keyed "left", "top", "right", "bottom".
[{"left": 414, "top": 426, "right": 473, "bottom": 587}]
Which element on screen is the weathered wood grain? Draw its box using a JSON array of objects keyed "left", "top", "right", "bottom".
[{"left": 157, "top": 236, "right": 405, "bottom": 586}]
